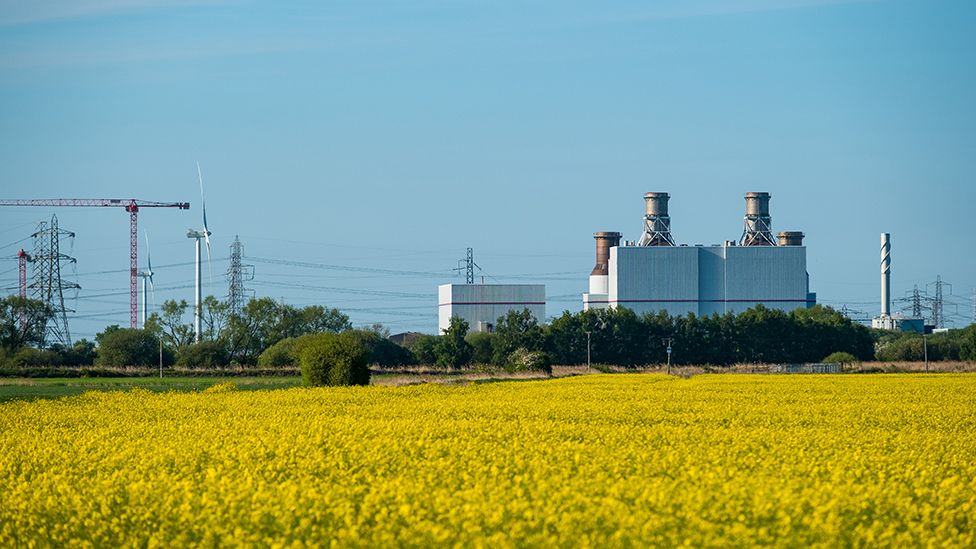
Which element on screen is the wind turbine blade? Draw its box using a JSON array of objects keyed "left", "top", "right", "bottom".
[
  {"left": 197, "top": 162, "right": 209, "bottom": 234},
  {"left": 198, "top": 161, "right": 213, "bottom": 285},
  {"left": 145, "top": 232, "right": 153, "bottom": 275},
  {"left": 148, "top": 276, "right": 155, "bottom": 309}
]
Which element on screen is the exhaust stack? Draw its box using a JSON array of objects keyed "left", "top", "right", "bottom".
[
  {"left": 777, "top": 231, "right": 804, "bottom": 246},
  {"left": 739, "top": 192, "right": 775, "bottom": 246},
  {"left": 637, "top": 192, "right": 676, "bottom": 246},
  {"left": 591, "top": 232, "right": 622, "bottom": 276}
]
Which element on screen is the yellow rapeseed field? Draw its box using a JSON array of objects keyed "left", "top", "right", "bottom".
[{"left": 1, "top": 374, "right": 974, "bottom": 547}]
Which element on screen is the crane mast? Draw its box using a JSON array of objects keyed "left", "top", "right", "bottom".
[{"left": 0, "top": 199, "right": 190, "bottom": 330}]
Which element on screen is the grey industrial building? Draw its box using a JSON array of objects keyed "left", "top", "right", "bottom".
[{"left": 584, "top": 192, "right": 816, "bottom": 316}]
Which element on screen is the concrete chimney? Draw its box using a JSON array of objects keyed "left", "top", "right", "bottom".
[{"left": 880, "top": 232, "right": 891, "bottom": 317}]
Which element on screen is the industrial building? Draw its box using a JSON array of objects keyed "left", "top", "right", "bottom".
[
  {"left": 871, "top": 233, "right": 926, "bottom": 333},
  {"left": 439, "top": 283, "right": 545, "bottom": 334},
  {"left": 583, "top": 192, "right": 816, "bottom": 316}
]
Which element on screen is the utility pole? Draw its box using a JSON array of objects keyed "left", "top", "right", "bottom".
[
  {"left": 923, "top": 333, "right": 929, "bottom": 373},
  {"left": 663, "top": 337, "right": 673, "bottom": 375},
  {"left": 585, "top": 331, "right": 592, "bottom": 372}
]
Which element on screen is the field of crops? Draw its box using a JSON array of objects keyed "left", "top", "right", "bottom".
[{"left": 1, "top": 374, "right": 973, "bottom": 546}]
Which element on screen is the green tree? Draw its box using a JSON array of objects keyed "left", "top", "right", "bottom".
[
  {"left": 0, "top": 296, "right": 52, "bottom": 351},
  {"left": 201, "top": 295, "right": 229, "bottom": 342},
  {"left": 177, "top": 341, "right": 230, "bottom": 368},
  {"left": 435, "top": 317, "right": 472, "bottom": 368},
  {"left": 409, "top": 334, "right": 439, "bottom": 365},
  {"left": 492, "top": 309, "right": 544, "bottom": 365},
  {"left": 145, "top": 299, "right": 194, "bottom": 351},
  {"left": 95, "top": 327, "right": 166, "bottom": 367},
  {"left": 466, "top": 332, "right": 495, "bottom": 364},
  {"left": 50, "top": 339, "right": 97, "bottom": 366},
  {"left": 960, "top": 325, "right": 976, "bottom": 361},
  {"left": 225, "top": 299, "right": 352, "bottom": 365}
]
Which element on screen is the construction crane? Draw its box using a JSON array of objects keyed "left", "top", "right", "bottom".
[{"left": 0, "top": 199, "right": 190, "bottom": 329}]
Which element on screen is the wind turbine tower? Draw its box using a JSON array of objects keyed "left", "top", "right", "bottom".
[{"left": 187, "top": 163, "right": 212, "bottom": 343}]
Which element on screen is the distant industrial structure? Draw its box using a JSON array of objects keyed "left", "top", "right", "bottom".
[
  {"left": 583, "top": 192, "right": 815, "bottom": 316},
  {"left": 438, "top": 248, "right": 545, "bottom": 334},
  {"left": 28, "top": 215, "right": 80, "bottom": 346},
  {"left": 0, "top": 198, "right": 190, "bottom": 329},
  {"left": 871, "top": 233, "right": 926, "bottom": 333}
]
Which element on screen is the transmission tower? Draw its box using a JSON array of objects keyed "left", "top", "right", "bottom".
[
  {"left": 28, "top": 215, "right": 80, "bottom": 346},
  {"left": 454, "top": 247, "right": 482, "bottom": 284},
  {"left": 927, "top": 275, "right": 951, "bottom": 329},
  {"left": 226, "top": 235, "right": 254, "bottom": 316},
  {"left": 911, "top": 285, "right": 923, "bottom": 318},
  {"left": 971, "top": 288, "right": 976, "bottom": 325}
]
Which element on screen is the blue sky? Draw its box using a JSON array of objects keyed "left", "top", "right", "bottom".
[{"left": 1, "top": 0, "right": 974, "bottom": 339}]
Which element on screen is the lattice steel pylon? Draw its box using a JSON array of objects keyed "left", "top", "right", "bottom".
[
  {"left": 927, "top": 275, "right": 951, "bottom": 330},
  {"left": 453, "top": 247, "right": 481, "bottom": 284},
  {"left": 28, "top": 215, "right": 80, "bottom": 346},
  {"left": 911, "top": 285, "right": 923, "bottom": 318},
  {"left": 226, "top": 235, "right": 254, "bottom": 316}
]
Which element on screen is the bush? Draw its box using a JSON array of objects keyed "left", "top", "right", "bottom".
[
  {"left": 466, "top": 332, "right": 494, "bottom": 365},
  {"left": 96, "top": 328, "right": 163, "bottom": 367},
  {"left": 409, "top": 335, "right": 439, "bottom": 365},
  {"left": 177, "top": 341, "right": 230, "bottom": 368},
  {"left": 299, "top": 332, "right": 371, "bottom": 386},
  {"left": 506, "top": 347, "right": 552, "bottom": 375},
  {"left": 823, "top": 352, "right": 858, "bottom": 365},
  {"left": 345, "top": 330, "right": 416, "bottom": 367},
  {"left": 11, "top": 347, "right": 62, "bottom": 367},
  {"left": 258, "top": 337, "right": 298, "bottom": 368}
]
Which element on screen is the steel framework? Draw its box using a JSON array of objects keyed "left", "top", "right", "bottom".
[
  {"left": 226, "top": 235, "right": 254, "bottom": 316},
  {"left": 29, "top": 215, "right": 80, "bottom": 346},
  {"left": 0, "top": 199, "right": 189, "bottom": 328}
]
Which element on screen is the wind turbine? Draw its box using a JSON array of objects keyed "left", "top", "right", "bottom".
[
  {"left": 138, "top": 232, "right": 155, "bottom": 328},
  {"left": 187, "top": 162, "right": 212, "bottom": 343}
]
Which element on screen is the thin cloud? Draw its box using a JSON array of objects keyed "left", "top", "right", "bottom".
[{"left": 0, "top": 0, "right": 220, "bottom": 26}]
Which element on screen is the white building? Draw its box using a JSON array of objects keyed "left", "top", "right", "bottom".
[
  {"left": 584, "top": 192, "right": 816, "bottom": 317},
  {"left": 438, "top": 284, "right": 545, "bottom": 334}
]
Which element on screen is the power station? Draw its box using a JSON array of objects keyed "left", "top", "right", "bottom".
[{"left": 583, "top": 192, "right": 816, "bottom": 316}]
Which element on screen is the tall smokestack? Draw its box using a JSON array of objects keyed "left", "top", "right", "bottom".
[
  {"left": 591, "top": 232, "right": 622, "bottom": 276},
  {"left": 740, "top": 192, "right": 775, "bottom": 246},
  {"left": 880, "top": 232, "right": 891, "bottom": 317},
  {"left": 637, "top": 192, "right": 676, "bottom": 246}
]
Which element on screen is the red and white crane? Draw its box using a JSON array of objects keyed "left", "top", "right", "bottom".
[{"left": 0, "top": 199, "right": 190, "bottom": 329}]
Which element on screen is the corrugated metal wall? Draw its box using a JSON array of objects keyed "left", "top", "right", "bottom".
[
  {"left": 610, "top": 246, "right": 699, "bottom": 317},
  {"left": 607, "top": 245, "right": 810, "bottom": 317},
  {"left": 725, "top": 246, "right": 808, "bottom": 314},
  {"left": 438, "top": 284, "right": 545, "bottom": 334}
]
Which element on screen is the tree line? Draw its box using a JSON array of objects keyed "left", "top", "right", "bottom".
[{"left": 2, "top": 293, "right": 975, "bottom": 371}]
